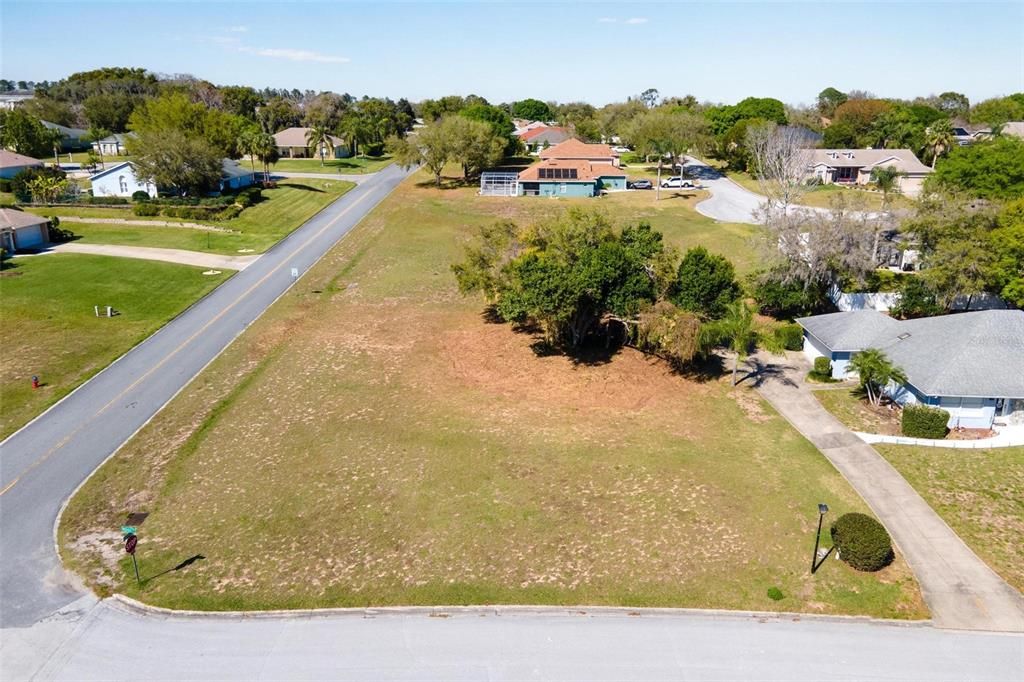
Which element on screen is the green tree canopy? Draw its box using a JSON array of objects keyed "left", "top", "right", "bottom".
[
  {"left": 671, "top": 246, "right": 742, "bottom": 319},
  {"left": 129, "top": 129, "right": 223, "bottom": 195},
  {"left": 969, "top": 94, "right": 1024, "bottom": 126},
  {"left": 511, "top": 98, "right": 553, "bottom": 121},
  {"left": 816, "top": 87, "right": 848, "bottom": 118},
  {"left": 0, "top": 109, "right": 51, "bottom": 157},
  {"left": 928, "top": 136, "right": 1024, "bottom": 200},
  {"left": 128, "top": 92, "right": 249, "bottom": 157}
]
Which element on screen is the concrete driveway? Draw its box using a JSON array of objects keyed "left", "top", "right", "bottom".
[
  {"left": 751, "top": 352, "right": 1024, "bottom": 633},
  {"left": 49, "top": 242, "right": 260, "bottom": 270}
]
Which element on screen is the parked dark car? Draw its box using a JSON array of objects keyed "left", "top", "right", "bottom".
[{"left": 628, "top": 179, "right": 653, "bottom": 190}]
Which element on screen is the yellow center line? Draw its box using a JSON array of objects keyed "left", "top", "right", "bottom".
[{"left": 0, "top": 185, "right": 377, "bottom": 498}]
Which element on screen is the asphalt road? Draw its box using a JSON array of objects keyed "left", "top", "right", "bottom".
[
  {"left": 7, "top": 600, "right": 1023, "bottom": 681},
  {"left": 685, "top": 157, "right": 767, "bottom": 224},
  {"left": 0, "top": 164, "right": 411, "bottom": 629}
]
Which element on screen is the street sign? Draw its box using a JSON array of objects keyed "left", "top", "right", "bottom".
[
  {"left": 124, "top": 534, "right": 138, "bottom": 555},
  {"left": 121, "top": 525, "right": 137, "bottom": 536},
  {"left": 290, "top": 267, "right": 299, "bottom": 279}
]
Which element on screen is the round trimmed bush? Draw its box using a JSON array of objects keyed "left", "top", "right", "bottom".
[
  {"left": 131, "top": 190, "right": 151, "bottom": 203},
  {"left": 830, "top": 513, "right": 894, "bottom": 572}
]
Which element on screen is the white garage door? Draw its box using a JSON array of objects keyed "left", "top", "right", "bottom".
[{"left": 15, "top": 225, "right": 45, "bottom": 249}]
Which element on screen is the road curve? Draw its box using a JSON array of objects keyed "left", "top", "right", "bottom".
[{"left": 0, "top": 164, "right": 411, "bottom": 629}]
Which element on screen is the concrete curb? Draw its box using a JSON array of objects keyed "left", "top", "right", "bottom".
[{"left": 108, "top": 594, "right": 934, "bottom": 629}]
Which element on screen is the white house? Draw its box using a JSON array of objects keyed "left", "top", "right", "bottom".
[
  {"left": 90, "top": 162, "right": 156, "bottom": 198},
  {"left": 0, "top": 208, "right": 50, "bottom": 251},
  {"left": 807, "top": 149, "right": 933, "bottom": 197},
  {"left": 92, "top": 133, "right": 133, "bottom": 157},
  {"left": 797, "top": 309, "right": 1024, "bottom": 429}
]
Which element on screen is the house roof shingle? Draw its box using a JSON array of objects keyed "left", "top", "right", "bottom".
[
  {"left": 517, "top": 159, "right": 626, "bottom": 182},
  {"left": 0, "top": 207, "right": 49, "bottom": 230},
  {"left": 808, "top": 148, "right": 932, "bottom": 175},
  {"left": 797, "top": 309, "right": 1024, "bottom": 397},
  {"left": 0, "top": 149, "right": 44, "bottom": 169},
  {"left": 539, "top": 138, "right": 617, "bottom": 160},
  {"left": 272, "top": 127, "right": 344, "bottom": 148}
]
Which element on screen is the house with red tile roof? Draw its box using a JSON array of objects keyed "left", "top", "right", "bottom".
[
  {"left": 539, "top": 139, "right": 620, "bottom": 167},
  {"left": 518, "top": 126, "right": 573, "bottom": 152},
  {"left": 516, "top": 158, "right": 626, "bottom": 197}
]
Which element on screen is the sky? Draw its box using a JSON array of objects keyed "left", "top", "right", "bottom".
[{"left": 2, "top": 1, "right": 1022, "bottom": 107}]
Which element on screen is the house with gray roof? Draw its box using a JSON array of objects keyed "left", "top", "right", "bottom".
[
  {"left": 797, "top": 309, "right": 1024, "bottom": 429},
  {"left": 807, "top": 148, "right": 933, "bottom": 197}
]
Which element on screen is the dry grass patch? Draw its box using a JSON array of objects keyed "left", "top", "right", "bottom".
[{"left": 59, "top": 168, "right": 925, "bottom": 618}]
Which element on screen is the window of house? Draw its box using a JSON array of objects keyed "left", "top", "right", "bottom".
[{"left": 118, "top": 176, "right": 128, "bottom": 193}]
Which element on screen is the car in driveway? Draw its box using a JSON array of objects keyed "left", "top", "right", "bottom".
[
  {"left": 661, "top": 176, "right": 699, "bottom": 189},
  {"left": 628, "top": 179, "right": 653, "bottom": 190}
]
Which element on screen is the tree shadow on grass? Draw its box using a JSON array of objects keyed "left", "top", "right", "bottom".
[
  {"left": 414, "top": 177, "right": 466, "bottom": 191},
  {"left": 277, "top": 183, "right": 325, "bottom": 193}
]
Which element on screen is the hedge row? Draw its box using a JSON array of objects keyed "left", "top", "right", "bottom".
[
  {"left": 132, "top": 203, "right": 242, "bottom": 221},
  {"left": 901, "top": 403, "right": 949, "bottom": 438},
  {"left": 831, "top": 512, "right": 894, "bottom": 572}
]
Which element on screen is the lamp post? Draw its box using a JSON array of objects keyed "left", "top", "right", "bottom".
[{"left": 811, "top": 503, "right": 829, "bottom": 574}]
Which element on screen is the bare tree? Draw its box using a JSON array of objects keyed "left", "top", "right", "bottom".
[{"left": 746, "top": 122, "right": 813, "bottom": 214}]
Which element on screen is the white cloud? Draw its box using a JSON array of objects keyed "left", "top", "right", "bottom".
[
  {"left": 625, "top": 17, "right": 648, "bottom": 24},
  {"left": 597, "top": 17, "right": 617, "bottom": 23},
  {"left": 239, "top": 47, "right": 350, "bottom": 64},
  {"left": 227, "top": 25, "right": 248, "bottom": 33}
]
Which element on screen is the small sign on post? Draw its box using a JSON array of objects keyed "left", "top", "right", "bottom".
[
  {"left": 290, "top": 267, "right": 299, "bottom": 280},
  {"left": 122, "top": 526, "right": 141, "bottom": 586}
]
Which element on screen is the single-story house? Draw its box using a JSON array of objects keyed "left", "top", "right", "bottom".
[
  {"left": 518, "top": 126, "right": 573, "bottom": 152},
  {"left": 0, "top": 150, "right": 44, "bottom": 179},
  {"left": 797, "top": 309, "right": 1024, "bottom": 429},
  {"left": 0, "top": 93, "right": 33, "bottom": 110},
  {"left": 0, "top": 208, "right": 50, "bottom": 252},
  {"left": 219, "top": 159, "right": 256, "bottom": 191},
  {"left": 516, "top": 158, "right": 627, "bottom": 197},
  {"left": 807, "top": 149, "right": 932, "bottom": 197},
  {"left": 971, "top": 121, "right": 1024, "bottom": 142},
  {"left": 90, "top": 162, "right": 157, "bottom": 198},
  {"left": 540, "top": 139, "right": 620, "bottom": 167},
  {"left": 272, "top": 127, "right": 349, "bottom": 159},
  {"left": 92, "top": 133, "right": 134, "bottom": 157},
  {"left": 41, "top": 120, "right": 90, "bottom": 152}
]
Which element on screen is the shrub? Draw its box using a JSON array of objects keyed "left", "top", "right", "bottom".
[
  {"left": 11, "top": 167, "right": 67, "bottom": 202},
  {"left": 133, "top": 203, "right": 160, "bottom": 217},
  {"left": 47, "top": 219, "right": 75, "bottom": 243},
  {"left": 830, "top": 513, "right": 894, "bottom": 572},
  {"left": 901, "top": 403, "right": 949, "bottom": 439},
  {"left": 773, "top": 323, "right": 804, "bottom": 351},
  {"left": 363, "top": 142, "right": 386, "bottom": 157},
  {"left": 131, "top": 190, "right": 152, "bottom": 203},
  {"left": 86, "top": 196, "right": 129, "bottom": 205},
  {"left": 0, "top": 179, "right": 11, "bottom": 193},
  {"left": 814, "top": 357, "right": 832, "bottom": 376},
  {"left": 766, "top": 587, "right": 784, "bottom": 601},
  {"left": 215, "top": 205, "right": 242, "bottom": 221},
  {"left": 751, "top": 273, "right": 829, "bottom": 318}
]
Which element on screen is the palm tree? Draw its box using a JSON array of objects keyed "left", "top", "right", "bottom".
[
  {"left": 923, "top": 119, "right": 956, "bottom": 168},
  {"left": 43, "top": 127, "right": 64, "bottom": 167},
  {"left": 848, "top": 348, "right": 908, "bottom": 406},
  {"left": 707, "top": 300, "right": 757, "bottom": 386},
  {"left": 237, "top": 129, "right": 260, "bottom": 174},
  {"left": 305, "top": 125, "right": 332, "bottom": 166},
  {"left": 253, "top": 132, "right": 277, "bottom": 181},
  {"left": 87, "top": 126, "right": 111, "bottom": 169}
]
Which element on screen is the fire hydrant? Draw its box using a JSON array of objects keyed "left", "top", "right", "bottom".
[{"left": 31, "top": 375, "right": 40, "bottom": 390}]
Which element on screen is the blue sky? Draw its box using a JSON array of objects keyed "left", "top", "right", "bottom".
[{"left": 2, "top": 1, "right": 1022, "bottom": 106}]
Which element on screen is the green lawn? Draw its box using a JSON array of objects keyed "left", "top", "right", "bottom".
[
  {"left": 876, "top": 445, "right": 1024, "bottom": 593},
  {"left": 725, "top": 171, "right": 914, "bottom": 211},
  {"left": 269, "top": 155, "right": 393, "bottom": 175},
  {"left": 60, "top": 167, "right": 926, "bottom": 619},
  {"left": 812, "top": 388, "right": 901, "bottom": 435},
  {"left": 27, "top": 179, "right": 355, "bottom": 254},
  {"left": 0, "top": 254, "right": 230, "bottom": 439}
]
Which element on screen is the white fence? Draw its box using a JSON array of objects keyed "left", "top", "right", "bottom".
[{"left": 828, "top": 284, "right": 1006, "bottom": 313}]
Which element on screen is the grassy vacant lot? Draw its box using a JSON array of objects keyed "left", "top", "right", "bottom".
[
  {"left": 0, "top": 254, "right": 229, "bottom": 438},
  {"left": 58, "top": 165, "right": 929, "bottom": 614},
  {"left": 28, "top": 179, "right": 354, "bottom": 254},
  {"left": 876, "top": 445, "right": 1024, "bottom": 592},
  {"left": 60, "top": 168, "right": 926, "bottom": 618},
  {"left": 813, "top": 388, "right": 901, "bottom": 435},
  {"left": 269, "top": 155, "right": 392, "bottom": 175}
]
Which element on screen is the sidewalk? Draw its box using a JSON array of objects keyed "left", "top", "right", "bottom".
[
  {"left": 749, "top": 352, "right": 1024, "bottom": 632},
  {"left": 48, "top": 242, "right": 259, "bottom": 271}
]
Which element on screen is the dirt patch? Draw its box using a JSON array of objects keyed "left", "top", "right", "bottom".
[
  {"left": 67, "top": 530, "right": 123, "bottom": 587},
  {"left": 728, "top": 388, "right": 772, "bottom": 423},
  {"left": 438, "top": 319, "right": 707, "bottom": 412}
]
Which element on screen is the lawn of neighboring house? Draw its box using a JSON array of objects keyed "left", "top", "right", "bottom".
[
  {"left": 0, "top": 254, "right": 230, "bottom": 439},
  {"left": 25, "top": 179, "right": 355, "bottom": 254},
  {"left": 725, "top": 171, "right": 914, "bottom": 211},
  {"left": 60, "top": 166, "right": 926, "bottom": 619},
  {"left": 875, "top": 445, "right": 1024, "bottom": 593},
  {"left": 812, "top": 387, "right": 902, "bottom": 435},
  {"left": 269, "top": 155, "right": 393, "bottom": 175}
]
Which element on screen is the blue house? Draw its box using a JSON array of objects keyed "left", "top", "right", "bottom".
[
  {"left": 516, "top": 159, "right": 626, "bottom": 197},
  {"left": 219, "top": 159, "right": 256, "bottom": 192},
  {"left": 797, "top": 309, "right": 1024, "bottom": 429}
]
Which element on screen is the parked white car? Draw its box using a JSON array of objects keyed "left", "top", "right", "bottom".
[
  {"left": 611, "top": 146, "right": 631, "bottom": 154},
  {"left": 660, "top": 176, "right": 699, "bottom": 189}
]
